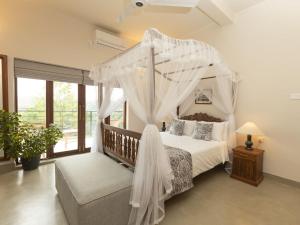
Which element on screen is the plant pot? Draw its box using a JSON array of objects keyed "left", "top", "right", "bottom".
[{"left": 21, "top": 155, "right": 41, "bottom": 171}]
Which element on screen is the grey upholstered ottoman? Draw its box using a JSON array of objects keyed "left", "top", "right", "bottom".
[{"left": 55, "top": 153, "right": 133, "bottom": 225}]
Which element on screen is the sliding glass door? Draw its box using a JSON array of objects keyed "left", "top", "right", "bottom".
[
  {"left": 16, "top": 78, "right": 47, "bottom": 158},
  {"left": 15, "top": 76, "right": 127, "bottom": 158},
  {"left": 14, "top": 58, "right": 101, "bottom": 158},
  {"left": 53, "top": 81, "right": 78, "bottom": 153},
  {"left": 85, "top": 85, "right": 98, "bottom": 148},
  {"left": 16, "top": 78, "right": 97, "bottom": 158}
]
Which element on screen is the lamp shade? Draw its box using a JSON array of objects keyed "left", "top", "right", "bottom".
[{"left": 236, "top": 122, "right": 264, "bottom": 136}]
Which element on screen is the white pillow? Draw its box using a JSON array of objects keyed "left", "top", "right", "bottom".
[
  {"left": 212, "top": 122, "right": 225, "bottom": 141},
  {"left": 180, "top": 120, "right": 196, "bottom": 136},
  {"left": 200, "top": 121, "right": 227, "bottom": 141}
]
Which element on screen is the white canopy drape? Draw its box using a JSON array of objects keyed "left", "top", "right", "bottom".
[
  {"left": 178, "top": 65, "right": 239, "bottom": 150},
  {"left": 90, "top": 28, "right": 237, "bottom": 225},
  {"left": 91, "top": 83, "right": 125, "bottom": 153}
]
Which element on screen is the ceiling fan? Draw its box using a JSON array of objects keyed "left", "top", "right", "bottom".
[{"left": 117, "top": 0, "right": 200, "bottom": 23}]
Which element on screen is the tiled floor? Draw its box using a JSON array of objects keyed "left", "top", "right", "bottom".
[{"left": 1, "top": 163, "right": 300, "bottom": 225}]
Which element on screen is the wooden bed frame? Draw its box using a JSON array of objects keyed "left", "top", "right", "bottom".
[{"left": 101, "top": 113, "right": 223, "bottom": 168}]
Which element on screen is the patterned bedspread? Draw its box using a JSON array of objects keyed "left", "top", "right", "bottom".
[{"left": 165, "top": 146, "right": 194, "bottom": 198}]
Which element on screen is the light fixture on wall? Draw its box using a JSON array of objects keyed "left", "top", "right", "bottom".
[{"left": 236, "top": 122, "right": 264, "bottom": 150}]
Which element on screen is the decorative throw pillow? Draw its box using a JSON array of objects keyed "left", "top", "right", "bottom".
[
  {"left": 200, "top": 121, "right": 225, "bottom": 141},
  {"left": 192, "top": 122, "right": 213, "bottom": 141},
  {"left": 169, "top": 120, "right": 185, "bottom": 136}
]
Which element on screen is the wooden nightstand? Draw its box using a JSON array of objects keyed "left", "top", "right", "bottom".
[{"left": 231, "top": 146, "right": 264, "bottom": 186}]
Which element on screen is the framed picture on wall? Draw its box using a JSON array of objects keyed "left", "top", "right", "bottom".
[{"left": 195, "top": 88, "right": 212, "bottom": 104}]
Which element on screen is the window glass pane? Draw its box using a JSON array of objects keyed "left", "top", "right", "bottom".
[
  {"left": 111, "top": 105, "right": 124, "bottom": 128},
  {"left": 85, "top": 85, "right": 98, "bottom": 148},
  {"left": 111, "top": 88, "right": 124, "bottom": 128},
  {"left": 17, "top": 78, "right": 46, "bottom": 159},
  {"left": 108, "top": 88, "right": 125, "bottom": 129},
  {"left": 54, "top": 82, "right": 78, "bottom": 152},
  {"left": 17, "top": 78, "right": 46, "bottom": 127}
]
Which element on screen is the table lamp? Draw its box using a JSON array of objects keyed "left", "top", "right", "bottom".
[{"left": 236, "top": 122, "right": 264, "bottom": 150}]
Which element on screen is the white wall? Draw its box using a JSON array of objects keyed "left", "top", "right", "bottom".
[
  {"left": 185, "top": 0, "right": 300, "bottom": 182},
  {"left": 0, "top": 0, "right": 119, "bottom": 110},
  {"left": 184, "top": 79, "right": 227, "bottom": 119}
]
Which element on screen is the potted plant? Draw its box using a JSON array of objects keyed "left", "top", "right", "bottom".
[
  {"left": 0, "top": 110, "right": 63, "bottom": 170},
  {"left": 0, "top": 110, "right": 20, "bottom": 160}
]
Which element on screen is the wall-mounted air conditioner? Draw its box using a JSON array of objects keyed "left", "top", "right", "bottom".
[{"left": 95, "top": 29, "right": 128, "bottom": 51}]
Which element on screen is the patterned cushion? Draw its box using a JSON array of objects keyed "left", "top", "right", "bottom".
[
  {"left": 192, "top": 122, "right": 213, "bottom": 141},
  {"left": 169, "top": 120, "right": 185, "bottom": 136}
]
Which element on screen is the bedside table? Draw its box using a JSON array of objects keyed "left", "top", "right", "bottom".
[{"left": 231, "top": 146, "right": 264, "bottom": 186}]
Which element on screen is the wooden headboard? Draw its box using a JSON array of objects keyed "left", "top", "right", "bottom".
[{"left": 180, "top": 113, "right": 223, "bottom": 122}]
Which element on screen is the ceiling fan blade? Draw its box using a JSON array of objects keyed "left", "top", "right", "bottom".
[
  {"left": 117, "top": 1, "right": 137, "bottom": 23},
  {"left": 146, "top": 0, "right": 200, "bottom": 7}
]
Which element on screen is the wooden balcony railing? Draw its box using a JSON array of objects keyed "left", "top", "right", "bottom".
[{"left": 101, "top": 123, "right": 142, "bottom": 168}]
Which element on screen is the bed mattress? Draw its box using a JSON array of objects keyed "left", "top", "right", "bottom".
[{"left": 160, "top": 132, "right": 229, "bottom": 177}]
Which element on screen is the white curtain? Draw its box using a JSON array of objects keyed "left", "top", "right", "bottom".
[
  {"left": 90, "top": 28, "right": 235, "bottom": 225},
  {"left": 211, "top": 64, "right": 238, "bottom": 149},
  {"left": 111, "top": 46, "right": 175, "bottom": 225},
  {"left": 91, "top": 81, "right": 125, "bottom": 153},
  {"left": 178, "top": 65, "right": 239, "bottom": 149}
]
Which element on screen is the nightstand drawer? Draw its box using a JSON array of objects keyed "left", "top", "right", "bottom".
[{"left": 234, "top": 151, "right": 256, "bottom": 161}]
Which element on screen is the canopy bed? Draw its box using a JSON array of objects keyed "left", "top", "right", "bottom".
[
  {"left": 101, "top": 112, "right": 229, "bottom": 177},
  {"left": 56, "top": 28, "right": 238, "bottom": 225},
  {"left": 55, "top": 112, "right": 230, "bottom": 225}
]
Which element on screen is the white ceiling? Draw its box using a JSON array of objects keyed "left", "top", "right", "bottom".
[
  {"left": 23, "top": 0, "right": 263, "bottom": 41},
  {"left": 225, "top": 0, "right": 263, "bottom": 13}
]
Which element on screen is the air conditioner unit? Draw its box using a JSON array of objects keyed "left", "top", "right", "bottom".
[{"left": 95, "top": 29, "right": 128, "bottom": 51}]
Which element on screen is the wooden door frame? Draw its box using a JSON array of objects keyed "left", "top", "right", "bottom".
[
  {"left": 78, "top": 84, "right": 91, "bottom": 152},
  {"left": 46, "top": 81, "right": 54, "bottom": 158},
  {"left": 0, "top": 54, "right": 9, "bottom": 111},
  {"left": 0, "top": 55, "right": 9, "bottom": 161}
]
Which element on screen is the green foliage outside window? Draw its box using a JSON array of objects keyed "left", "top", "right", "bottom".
[{"left": 19, "top": 82, "right": 124, "bottom": 135}]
